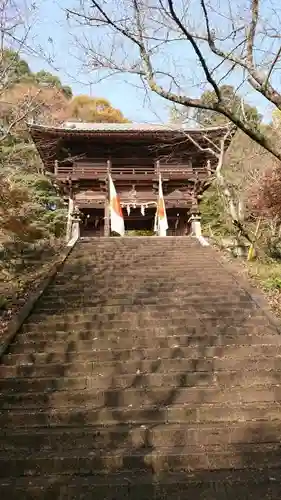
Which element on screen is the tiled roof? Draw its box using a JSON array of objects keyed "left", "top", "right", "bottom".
[
  {"left": 28, "top": 121, "right": 231, "bottom": 134},
  {"left": 62, "top": 122, "right": 186, "bottom": 131}
]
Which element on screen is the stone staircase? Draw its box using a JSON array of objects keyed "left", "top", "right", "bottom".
[{"left": 1, "top": 237, "right": 281, "bottom": 499}]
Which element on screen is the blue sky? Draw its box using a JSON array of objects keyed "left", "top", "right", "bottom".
[
  {"left": 22, "top": 0, "right": 277, "bottom": 124},
  {"left": 23, "top": 0, "right": 169, "bottom": 123}
]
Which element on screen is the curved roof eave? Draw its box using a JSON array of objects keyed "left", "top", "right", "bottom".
[{"left": 27, "top": 121, "right": 234, "bottom": 136}]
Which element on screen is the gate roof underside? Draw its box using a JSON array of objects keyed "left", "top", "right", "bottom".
[{"left": 28, "top": 122, "right": 235, "bottom": 172}]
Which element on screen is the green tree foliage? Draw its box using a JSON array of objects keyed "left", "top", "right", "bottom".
[
  {"left": 195, "top": 86, "right": 261, "bottom": 128},
  {"left": 0, "top": 50, "right": 73, "bottom": 96},
  {"left": 13, "top": 172, "right": 67, "bottom": 237},
  {"left": 0, "top": 49, "right": 32, "bottom": 88},
  {"left": 0, "top": 50, "right": 70, "bottom": 246},
  {"left": 34, "top": 70, "right": 73, "bottom": 99},
  {"left": 0, "top": 174, "right": 37, "bottom": 241},
  {"left": 65, "top": 95, "right": 130, "bottom": 123},
  {"left": 0, "top": 49, "right": 130, "bottom": 250},
  {"left": 0, "top": 170, "right": 67, "bottom": 243},
  {"left": 200, "top": 186, "right": 229, "bottom": 237},
  {"left": 171, "top": 86, "right": 262, "bottom": 129}
]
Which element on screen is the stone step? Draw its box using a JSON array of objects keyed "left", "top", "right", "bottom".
[
  {"left": 6, "top": 334, "right": 220, "bottom": 352},
  {"left": 0, "top": 346, "right": 219, "bottom": 366},
  {"left": 1, "top": 420, "right": 281, "bottom": 453},
  {"left": 53, "top": 270, "right": 216, "bottom": 281},
  {"left": 7, "top": 334, "right": 281, "bottom": 355},
  {"left": 69, "top": 252, "right": 203, "bottom": 261},
  {"left": 53, "top": 264, "right": 199, "bottom": 273},
  {"left": 0, "top": 361, "right": 93, "bottom": 378},
  {"left": 0, "top": 443, "right": 281, "bottom": 477},
  {"left": 0, "top": 469, "right": 280, "bottom": 500},
  {"left": 59, "top": 262, "right": 219, "bottom": 271},
  {"left": 32, "top": 299, "right": 252, "bottom": 312},
  {"left": 1, "top": 402, "right": 281, "bottom": 428},
  {"left": 65, "top": 255, "right": 204, "bottom": 262},
  {"left": 18, "top": 315, "right": 275, "bottom": 332},
  {"left": 58, "top": 262, "right": 220, "bottom": 270},
  {"left": 0, "top": 467, "right": 274, "bottom": 485},
  {"left": 19, "top": 315, "right": 211, "bottom": 329},
  {"left": 42, "top": 283, "right": 247, "bottom": 295},
  {"left": 1, "top": 354, "right": 281, "bottom": 379},
  {"left": 41, "top": 290, "right": 247, "bottom": 301},
  {"left": 42, "top": 284, "right": 237, "bottom": 297},
  {"left": 50, "top": 276, "right": 236, "bottom": 288},
  {"left": 29, "top": 305, "right": 262, "bottom": 319},
  {"left": 70, "top": 247, "right": 202, "bottom": 256},
  {"left": 0, "top": 479, "right": 281, "bottom": 500},
  {"left": 3, "top": 344, "right": 281, "bottom": 366},
  {"left": 0, "top": 369, "right": 280, "bottom": 394},
  {"left": 72, "top": 244, "right": 187, "bottom": 252},
  {"left": 70, "top": 236, "right": 191, "bottom": 245},
  {"left": 61, "top": 248, "right": 204, "bottom": 257},
  {"left": 50, "top": 265, "right": 234, "bottom": 276},
  {"left": 59, "top": 252, "right": 206, "bottom": 260},
  {"left": 1, "top": 385, "right": 281, "bottom": 410},
  {"left": 70, "top": 255, "right": 201, "bottom": 262},
  {"left": 75, "top": 237, "right": 197, "bottom": 245},
  {"left": 62, "top": 266, "right": 213, "bottom": 273},
  {"left": 0, "top": 376, "right": 87, "bottom": 393}
]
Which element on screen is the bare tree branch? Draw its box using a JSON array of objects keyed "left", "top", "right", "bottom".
[
  {"left": 247, "top": 0, "right": 259, "bottom": 66},
  {"left": 264, "top": 43, "right": 281, "bottom": 90},
  {"left": 65, "top": 0, "right": 281, "bottom": 161},
  {"left": 199, "top": 0, "right": 281, "bottom": 107},
  {"left": 166, "top": 0, "right": 221, "bottom": 100}
]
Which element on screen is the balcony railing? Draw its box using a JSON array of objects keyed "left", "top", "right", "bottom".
[{"left": 55, "top": 161, "right": 210, "bottom": 180}]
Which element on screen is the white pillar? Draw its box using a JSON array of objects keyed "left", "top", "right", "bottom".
[
  {"left": 72, "top": 219, "right": 80, "bottom": 240},
  {"left": 159, "top": 227, "right": 167, "bottom": 237},
  {"left": 67, "top": 217, "right": 81, "bottom": 246},
  {"left": 190, "top": 214, "right": 202, "bottom": 237},
  {"left": 66, "top": 197, "right": 74, "bottom": 242}
]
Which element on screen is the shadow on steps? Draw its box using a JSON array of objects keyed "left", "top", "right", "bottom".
[{"left": 1, "top": 239, "right": 281, "bottom": 498}]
